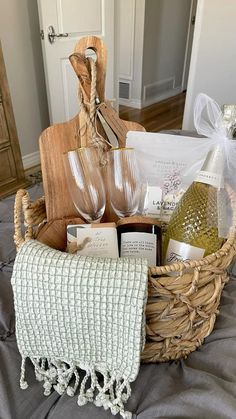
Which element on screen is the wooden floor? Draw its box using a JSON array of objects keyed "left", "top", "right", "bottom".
[{"left": 119, "top": 92, "right": 186, "bottom": 132}]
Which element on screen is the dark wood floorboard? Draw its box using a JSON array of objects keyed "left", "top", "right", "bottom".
[{"left": 119, "top": 92, "right": 186, "bottom": 132}]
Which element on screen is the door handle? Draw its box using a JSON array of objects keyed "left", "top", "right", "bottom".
[{"left": 48, "top": 25, "right": 68, "bottom": 44}]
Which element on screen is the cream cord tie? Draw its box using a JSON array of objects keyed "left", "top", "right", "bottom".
[{"left": 77, "top": 57, "right": 111, "bottom": 166}]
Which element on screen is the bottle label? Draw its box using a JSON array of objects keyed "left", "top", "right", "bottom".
[
  {"left": 195, "top": 170, "right": 222, "bottom": 188},
  {"left": 120, "top": 232, "right": 156, "bottom": 266},
  {"left": 165, "top": 239, "right": 205, "bottom": 264}
]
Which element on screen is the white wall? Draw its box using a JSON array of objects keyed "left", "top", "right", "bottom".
[
  {"left": 0, "top": 0, "right": 49, "bottom": 167},
  {"left": 183, "top": 0, "right": 236, "bottom": 129},
  {"left": 118, "top": 0, "right": 145, "bottom": 108},
  {"left": 142, "top": 0, "right": 191, "bottom": 105},
  {"left": 118, "top": 0, "right": 191, "bottom": 108},
  {"left": 131, "top": 0, "right": 146, "bottom": 107}
]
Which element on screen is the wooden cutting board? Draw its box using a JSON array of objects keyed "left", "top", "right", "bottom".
[{"left": 39, "top": 36, "right": 145, "bottom": 222}]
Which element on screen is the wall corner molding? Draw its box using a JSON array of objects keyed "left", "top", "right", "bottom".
[{"left": 22, "top": 151, "right": 40, "bottom": 170}]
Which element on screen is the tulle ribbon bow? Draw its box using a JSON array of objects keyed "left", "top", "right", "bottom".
[{"left": 194, "top": 93, "right": 236, "bottom": 236}]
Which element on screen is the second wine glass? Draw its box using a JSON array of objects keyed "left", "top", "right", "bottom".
[{"left": 107, "top": 147, "right": 142, "bottom": 218}]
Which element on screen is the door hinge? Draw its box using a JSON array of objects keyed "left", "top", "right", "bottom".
[{"left": 40, "top": 29, "right": 44, "bottom": 40}]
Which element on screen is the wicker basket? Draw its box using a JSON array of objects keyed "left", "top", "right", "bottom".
[{"left": 14, "top": 188, "right": 236, "bottom": 363}]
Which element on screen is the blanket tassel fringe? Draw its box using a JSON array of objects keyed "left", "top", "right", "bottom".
[{"left": 20, "top": 357, "right": 132, "bottom": 419}]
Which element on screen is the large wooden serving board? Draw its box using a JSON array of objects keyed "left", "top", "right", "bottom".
[{"left": 39, "top": 36, "right": 145, "bottom": 222}]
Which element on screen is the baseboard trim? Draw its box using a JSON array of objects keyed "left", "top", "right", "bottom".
[
  {"left": 142, "top": 88, "right": 182, "bottom": 108},
  {"left": 22, "top": 151, "right": 40, "bottom": 170},
  {"left": 119, "top": 88, "right": 183, "bottom": 110},
  {"left": 119, "top": 98, "right": 142, "bottom": 109}
]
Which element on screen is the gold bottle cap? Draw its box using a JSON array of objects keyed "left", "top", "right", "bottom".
[{"left": 222, "top": 104, "right": 236, "bottom": 139}]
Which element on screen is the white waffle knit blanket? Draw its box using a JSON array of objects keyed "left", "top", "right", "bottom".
[{"left": 11, "top": 240, "right": 148, "bottom": 419}]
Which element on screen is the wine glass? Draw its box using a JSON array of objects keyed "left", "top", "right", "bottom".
[
  {"left": 63, "top": 147, "right": 106, "bottom": 223},
  {"left": 107, "top": 147, "right": 143, "bottom": 218}
]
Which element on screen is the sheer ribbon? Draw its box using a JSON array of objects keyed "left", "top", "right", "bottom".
[{"left": 194, "top": 93, "right": 236, "bottom": 236}]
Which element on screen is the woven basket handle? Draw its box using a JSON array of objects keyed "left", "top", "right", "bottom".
[
  {"left": 14, "top": 189, "right": 46, "bottom": 251},
  {"left": 14, "top": 189, "right": 33, "bottom": 250}
]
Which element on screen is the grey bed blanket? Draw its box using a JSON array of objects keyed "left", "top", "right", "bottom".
[{"left": 1, "top": 184, "right": 236, "bottom": 419}]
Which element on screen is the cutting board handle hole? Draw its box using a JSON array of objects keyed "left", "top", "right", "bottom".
[{"left": 85, "top": 48, "right": 97, "bottom": 62}]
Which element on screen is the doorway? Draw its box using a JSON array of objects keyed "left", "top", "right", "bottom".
[{"left": 118, "top": 0, "right": 198, "bottom": 130}]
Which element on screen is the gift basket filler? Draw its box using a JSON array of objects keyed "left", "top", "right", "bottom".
[{"left": 14, "top": 36, "right": 236, "bottom": 364}]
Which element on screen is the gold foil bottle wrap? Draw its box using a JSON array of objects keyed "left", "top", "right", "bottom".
[{"left": 222, "top": 104, "right": 236, "bottom": 138}]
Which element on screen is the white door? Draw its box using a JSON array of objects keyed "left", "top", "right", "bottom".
[
  {"left": 181, "top": 0, "right": 198, "bottom": 91},
  {"left": 37, "top": 0, "right": 116, "bottom": 124}
]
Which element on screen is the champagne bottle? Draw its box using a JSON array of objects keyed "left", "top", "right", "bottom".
[{"left": 163, "top": 146, "right": 224, "bottom": 264}]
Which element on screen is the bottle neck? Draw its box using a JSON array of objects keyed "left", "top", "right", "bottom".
[{"left": 194, "top": 145, "right": 224, "bottom": 188}]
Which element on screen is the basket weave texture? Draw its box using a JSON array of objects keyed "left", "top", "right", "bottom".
[{"left": 14, "top": 189, "right": 236, "bottom": 363}]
